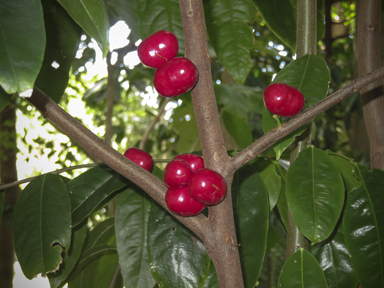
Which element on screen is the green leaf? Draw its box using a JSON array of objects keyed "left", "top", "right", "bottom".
[
  {"left": 136, "top": 0, "right": 185, "bottom": 54},
  {"left": 278, "top": 249, "right": 328, "bottom": 287},
  {"left": 262, "top": 106, "right": 309, "bottom": 159},
  {"left": 310, "top": 222, "right": 359, "bottom": 288},
  {"left": 205, "top": 0, "right": 255, "bottom": 84},
  {"left": 235, "top": 172, "right": 269, "bottom": 288},
  {"left": 14, "top": 174, "right": 71, "bottom": 279},
  {"left": 115, "top": 188, "right": 156, "bottom": 288},
  {"left": 222, "top": 110, "right": 253, "bottom": 150},
  {"left": 273, "top": 54, "right": 331, "bottom": 107},
  {"left": 343, "top": 164, "right": 384, "bottom": 288},
  {"left": 328, "top": 152, "right": 361, "bottom": 192},
  {"left": 147, "top": 203, "right": 211, "bottom": 287},
  {"left": 0, "top": 0, "right": 46, "bottom": 94},
  {"left": 252, "top": 0, "right": 296, "bottom": 52},
  {"left": 285, "top": 146, "right": 345, "bottom": 244},
  {"left": 214, "top": 84, "right": 264, "bottom": 116},
  {"left": 67, "top": 164, "right": 129, "bottom": 227},
  {"left": 0, "top": 87, "right": 13, "bottom": 111},
  {"left": 172, "top": 103, "right": 201, "bottom": 154},
  {"left": 202, "top": 262, "right": 219, "bottom": 288},
  {"left": 35, "top": 0, "right": 82, "bottom": 103},
  {"left": 58, "top": 0, "right": 109, "bottom": 57},
  {"left": 48, "top": 220, "right": 88, "bottom": 288},
  {"left": 67, "top": 218, "right": 122, "bottom": 288}
]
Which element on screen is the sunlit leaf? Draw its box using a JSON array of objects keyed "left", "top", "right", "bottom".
[
  {"left": 343, "top": 164, "right": 384, "bottom": 288},
  {"left": 0, "top": 0, "right": 45, "bottom": 94},
  {"left": 58, "top": 0, "right": 109, "bottom": 57},
  {"left": 204, "top": 0, "right": 255, "bottom": 84},
  {"left": 278, "top": 249, "right": 328, "bottom": 287},
  {"left": 285, "top": 146, "right": 345, "bottom": 244},
  {"left": 14, "top": 174, "right": 71, "bottom": 279}
]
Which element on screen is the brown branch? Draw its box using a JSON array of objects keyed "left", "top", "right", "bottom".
[
  {"left": 27, "top": 88, "right": 207, "bottom": 239},
  {"left": 229, "top": 66, "right": 384, "bottom": 174}
]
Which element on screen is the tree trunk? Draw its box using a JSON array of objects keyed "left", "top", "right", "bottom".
[
  {"left": 357, "top": 0, "right": 384, "bottom": 170},
  {"left": 0, "top": 99, "right": 21, "bottom": 288}
]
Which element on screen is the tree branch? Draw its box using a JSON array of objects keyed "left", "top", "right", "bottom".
[
  {"left": 27, "top": 88, "right": 207, "bottom": 239},
  {"left": 229, "top": 66, "right": 384, "bottom": 174}
]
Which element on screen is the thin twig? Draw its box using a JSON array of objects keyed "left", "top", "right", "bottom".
[{"left": 108, "top": 265, "right": 122, "bottom": 288}]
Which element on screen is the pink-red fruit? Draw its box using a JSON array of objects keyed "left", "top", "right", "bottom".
[
  {"left": 174, "top": 154, "right": 204, "bottom": 173},
  {"left": 263, "top": 83, "right": 305, "bottom": 117},
  {"left": 189, "top": 168, "right": 227, "bottom": 206},
  {"left": 138, "top": 30, "right": 179, "bottom": 68},
  {"left": 164, "top": 159, "right": 193, "bottom": 188},
  {"left": 123, "top": 147, "right": 153, "bottom": 172},
  {"left": 165, "top": 187, "right": 206, "bottom": 216},
  {"left": 154, "top": 57, "right": 199, "bottom": 97}
]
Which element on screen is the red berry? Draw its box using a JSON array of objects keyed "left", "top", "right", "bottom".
[
  {"left": 123, "top": 147, "right": 153, "bottom": 172},
  {"left": 188, "top": 168, "right": 227, "bottom": 206},
  {"left": 138, "top": 30, "right": 179, "bottom": 68},
  {"left": 164, "top": 159, "right": 193, "bottom": 188},
  {"left": 165, "top": 186, "right": 206, "bottom": 216},
  {"left": 263, "top": 83, "right": 305, "bottom": 117},
  {"left": 154, "top": 57, "right": 199, "bottom": 97},
  {"left": 174, "top": 154, "right": 204, "bottom": 173}
]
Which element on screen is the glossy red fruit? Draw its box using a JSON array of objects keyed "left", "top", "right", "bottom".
[
  {"left": 174, "top": 154, "right": 204, "bottom": 173},
  {"left": 165, "top": 186, "right": 206, "bottom": 216},
  {"left": 263, "top": 83, "right": 305, "bottom": 117},
  {"left": 188, "top": 168, "right": 227, "bottom": 206},
  {"left": 123, "top": 147, "right": 153, "bottom": 172},
  {"left": 154, "top": 57, "right": 199, "bottom": 97},
  {"left": 164, "top": 159, "right": 193, "bottom": 188},
  {"left": 138, "top": 30, "right": 179, "bottom": 68}
]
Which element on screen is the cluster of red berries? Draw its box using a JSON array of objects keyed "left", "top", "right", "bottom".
[
  {"left": 164, "top": 154, "right": 227, "bottom": 216},
  {"left": 138, "top": 30, "right": 199, "bottom": 97},
  {"left": 263, "top": 83, "right": 305, "bottom": 117},
  {"left": 123, "top": 148, "right": 226, "bottom": 217}
]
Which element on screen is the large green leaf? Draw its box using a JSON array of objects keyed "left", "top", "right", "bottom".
[
  {"left": 67, "top": 164, "right": 129, "bottom": 227},
  {"left": 35, "top": 0, "right": 82, "bottom": 103},
  {"left": 252, "top": 0, "right": 296, "bottom": 52},
  {"left": 136, "top": 0, "right": 185, "bottom": 54},
  {"left": 310, "top": 222, "right": 358, "bottom": 288},
  {"left": 262, "top": 106, "right": 309, "bottom": 159},
  {"left": 343, "top": 164, "right": 384, "bottom": 288},
  {"left": 0, "top": 0, "right": 46, "bottom": 94},
  {"left": 278, "top": 249, "right": 328, "bottom": 287},
  {"left": 67, "top": 218, "right": 123, "bottom": 288},
  {"left": 273, "top": 54, "right": 331, "bottom": 107},
  {"left": 285, "top": 146, "right": 345, "bottom": 244},
  {"left": 107, "top": 0, "right": 140, "bottom": 41},
  {"left": 14, "top": 174, "right": 71, "bottom": 279},
  {"left": 205, "top": 0, "right": 255, "bottom": 84},
  {"left": 48, "top": 221, "right": 88, "bottom": 288},
  {"left": 115, "top": 188, "right": 156, "bottom": 288},
  {"left": 58, "top": 0, "right": 109, "bottom": 57},
  {"left": 222, "top": 110, "right": 253, "bottom": 150},
  {"left": 147, "top": 203, "right": 211, "bottom": 287},
  {"left": 328, "top": 152, "right": 361, "bottom": 192},
  {"left": 235, "top": 172, "right": 269, "bottom": 288}
]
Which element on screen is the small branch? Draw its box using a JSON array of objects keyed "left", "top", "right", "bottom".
[
  {"left": 108, "top": 265, "right": 122, "bottom": 288},
  {"left": 139, "top": 98, "right": 171, "bottom": 150},
  {"left": 27, "top": 88, "right": 207, "bottom": 239},
  {"left": 229, "top": 66, "right": 384, "bottom": 174}
]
